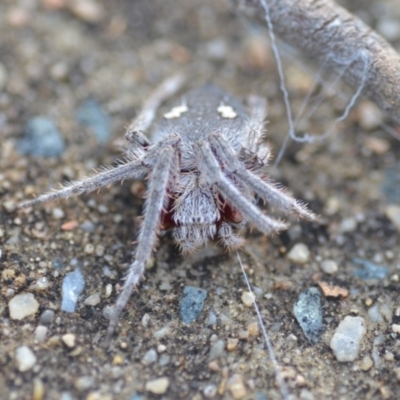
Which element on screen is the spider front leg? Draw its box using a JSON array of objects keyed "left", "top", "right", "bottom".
[
  {"left": 194, "top": 140, "right": 288, "bottom": 235},
  {"left": 104, "top": 142, "right": 180, "bottom": 346},
  {"left": 209, "top": 134, "right": 316, "bottom": 221},
  {"left": 125, "top": 73, "right": 186, "bottom": 138},
  {"left": 18, "top": 159, "right": 148, "bottom": 209}
]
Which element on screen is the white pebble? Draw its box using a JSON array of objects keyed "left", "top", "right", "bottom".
[
  {"left": 368, "top": 303, "right": 383, "bottom": 323},
  {"left": 15, "top": 346, "right": 37, "bottom": 372},
  {"left": 104, "top": 284, "right": 112, "bottom": 298},
  {"left": 330, "top": 316, "right": 366, "bottom": 362},
  {"left": 84, "top": 292, "right": 101, "bottom": 306},
  {"left": 241, "top": 291, "right": 255, "bottom": 307},
  {"left": 142, "top": 313, "right": 150, "bottom": 328},
  {"left": 287, "top": 243, "right": 310, "bottom": 264},
  {"left": 84, "top": 244, "right": 94, "bottom": 255},
  {"left": 61, "top": 268, "right": 85, "bottom": 313},
  {"left": 357, "top": 101, "right": 383, "bottom": 131},
  {"left": 143, "top": 349, "right": 157, "bottom": 365},
  {"left": 52, "top": 207, "right": 65, "bottom": 219},
  {"left": 392, "top": 324, "right": 400, "bottom": 334},
  {"left": 62, "top": 333, "right": 76, "bottom": 348},
  {"left": 34, "top": 325, "right": 48, "bottom": 342},
  {"left": 153, "top": 326, "right": 170, "bottom": 339},
  {"left": 145, "top": 377, "right": 169, "bottom": 394},
  {"left": 320, "top": 260, "right": 338, "bottom": 274},
  {"left": 385, "top": 205, "right": 400, "bottom": 232},
  {"left": 9, "top": 293, "right": 39, "bottom": 320},
  {"left": 339, "top": 217, "right": 357, "bottom": 233}
]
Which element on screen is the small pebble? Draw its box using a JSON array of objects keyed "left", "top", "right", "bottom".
[
  {"left": 203, "top": 383, "right": 217, "bottom": 399},
  {"left": 74, "top": 376, "right": 94, "bottom": 391},
  {"left": 207, "top": 310, "right": 217, "bottom": 326},
  {"left": 153, "top": 326, "right": 170, "bottom": 340},
  {"left": 382, "top": 164, "right": 400, "bottom": 204},
  {"left": 52, "top": 258, "right": 64, "bottom": 270},
  {"left": 330, "top": 316, "right": 366, "bottom": 362},
  {"left": 339, "top": 217, "right": 357, "bottom": 233},
  {"left": 241, "top": 291, "right": 255, "bottom": 307},
  {"left": 352, "top": 258, "right": 389, "bottom": 280},
  {"left": 357, "top": 101, "right": 383, "bottom": 130},
  {"left": 360, "top": 355, "right": 373, "bottom": 371},
  {"left": 209, "top": 339, "right": 225, "bottom": 360},
  {"left": 84, "top": 292, "right": 101, "bottom": 306},
  {"left": 61, "top": 268, "right": 85, "bottom": 312},
  {"left": 385, "top": 205, "right": 400, "bottom": 232},
  {"left": 384, "top": 351, "right": 394, "bottom": 362},
  {"left": 52, "top": 207, "right": 65, "bottom": 219},
  {"left": 392, "top": 324, "right": 400, "bottom": 334},
  {"left": 34, "top": 325, "right": 48, "bottom": 342},
  {"left": 84, "top": 244, "right": 95, "bottom": 255},
  {"left": 17, "top": 116, "right": 65, "bottom": 157},
  {"left": 145, "top": 377, "right": 169, "bottom": 394},
  {"left": 76, "top": 99, "right": 110, "bottom": 144},
  {"left": 15, "top": 346, "right": 37, "bottom": 372},
  {"left": 320, "top": 259, "right": 338, "bottom": 274},
  {"left": 180, "top": 286, "right": 207, "bottom": 324},
  {"left": 30, "top": 277, "right": 50, "bottom": 291},
  {"left": 62, "top": 333, "right": 76, "bottom": 348},
  {"left": 293, "top": 287, "right": 324, "bottom": 345},
  {"left": 364, "top": 137, "right": 389, "bottom": 155},
  {"left": 141, "top": 313, "right": 150, "bottom": 328},
  {"left": 247, "top": 322, "right": 259, "bottom": 337},
  {"left": 227, "top": 374, "right": 247, "bottom": 400},
  {"left": 158, "top": 354, "right": 170, "bottom": 367},
  {"left": 143, "top": 349, "right": 157, "bottom": 365},
  {"left": 368, "top": 303, "right": 384, "bottom": 323},
  {"left": 40, "top": 309, "right": 55, "bottom": 324},
  {"left": 157, "top": 344, "right": 166, "bottom": 353},
  {"left": 287, "top": 243, "right": 310, "bottom": 264},
  {"left": 105, "top": 284, "right": 113, "bottom": 298},
  {"left": 227, "top": 338, "right": 239, "bottom": 351},
  {"left": 68, "top": 0, "right": 105, "bottom": 23},
  {"left": 33, "top": 378, "right": 45, "bottom": 400},
  {"left": 9, "top": 292, "right": 39, "bottom": 320}
]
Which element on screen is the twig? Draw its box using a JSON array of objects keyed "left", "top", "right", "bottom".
[{"left": 232, "top": 0, "right": 400, "bottom": 124}]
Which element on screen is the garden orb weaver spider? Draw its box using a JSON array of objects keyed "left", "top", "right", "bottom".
[{"left": 19, "top": 74, "right": 315, "bottom": 345}]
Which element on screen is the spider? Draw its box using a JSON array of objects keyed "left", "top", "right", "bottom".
[{"left": 19, "top": 74, "right": 315, "bottom": 345}]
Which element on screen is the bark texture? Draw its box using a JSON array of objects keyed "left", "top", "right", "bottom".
[{"left": 233, "top": 0, "right": 400, "bottom": 124}]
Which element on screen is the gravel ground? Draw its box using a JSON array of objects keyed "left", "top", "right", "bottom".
[{"left": 1, "top": 1, "right": 400, "bottom": 399}]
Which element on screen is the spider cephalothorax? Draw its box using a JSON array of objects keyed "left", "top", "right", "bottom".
[{"left": 19, "top": 74, "right": 315, "bottom": 345}]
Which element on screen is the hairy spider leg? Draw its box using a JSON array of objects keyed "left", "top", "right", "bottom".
[
  {"left": 194, "top": 140, "right": 288, "bottom": 234},
  {"left": 125, "top": 73, "right": 186, "bottom": 147},
  {"left": 18, "top": 160, "right": 148, "bottom": 209},
  {"left": 104, "top": 144, "right": 179, "bottom": 346},
  {"left": 208, "top": 134, "right": 316, "bottom": 221}
]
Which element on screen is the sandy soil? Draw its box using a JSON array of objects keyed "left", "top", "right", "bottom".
[{"left": 1, "top": 0, "right": 400, "bottom": 399}]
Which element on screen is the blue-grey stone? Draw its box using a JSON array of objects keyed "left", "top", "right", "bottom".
[
  {"left": 180, "top": 286, "right": 207, "bottom": 324},
  {"left": 352, "top": 258, "right": 389, "bottom": 280},
  {"left": 293, "top": 287, "right": 324, "bottom": 345},
  {"left": 61, "top": 268, "right": 85, "bottom": 313},
  {"left": 52, "top": 257, "right": 64, "bottom": 270},
  {"left": 382, "top": 163, "right": 400, "bottom": 204},
  {"left": 130, "top": 394, "right": 145, "bottom": 400},
  {"left": 76, "top": 99, "right": 110, "bottom": 145},
  {"left": 17, "top": 116, "right": 65, "bottom": 157}
]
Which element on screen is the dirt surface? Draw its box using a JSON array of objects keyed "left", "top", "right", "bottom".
[{"left": 1, "top": 1, "right": 400, "bottom": 399}]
